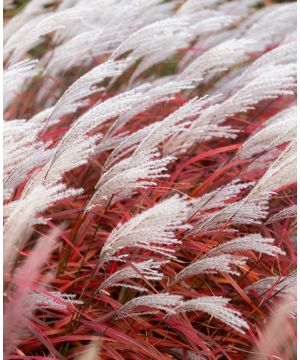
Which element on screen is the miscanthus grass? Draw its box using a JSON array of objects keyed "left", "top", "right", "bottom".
[{"left": 3, "top": 0, "right": 296, "bottom": 359}]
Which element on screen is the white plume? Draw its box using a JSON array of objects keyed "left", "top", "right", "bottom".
[
  {"left": 174, "top": 296, "right": 249, "bottom": 333},
  {"left": 207, "top": 234, "right": 285, "bottom": 257},
  {"left": 117, "top": 294, "right": 183, "bottom": 319},
  {"left": 99, "top": 195, "right": 190, "bottom": 264}
]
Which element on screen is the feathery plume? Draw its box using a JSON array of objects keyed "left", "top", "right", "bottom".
[
  {"left": 237, "top": 106, "right": 296, "bottom": 160},
  {"left": 107, "top": 80, "right": 195, "bottom": 136},
  {"left": 86, "top": 149, "right": 174, "bottom": 210},
  {"left": 4, "top": 59, "right": 39, "bottom": 110},
  {"left": 28, "top": 106, "right": 58, "bottom": 129},
  {"left": 111, "top": 18, "right": 191, "bottom": 64},
  {"left": 48, "top": 59, "right": 130, "bottom": 122},
  {"left": 246, "top": 273, "right": 296, "bottom": 297},
  {"left": 4, "top": 0, "right": 54, "bottom": 41},
  {"left": 129, "top": 15, "right": 237, "bottom": 83},
  {"left": 190, "top": 199, "right": 269, "bottom": 235},
  {"left": 178, "top": 38, "right": 256, "bottom": 83},
  {"left": 44, "top": 29, "right": 128, "bottom": 77},
  {"left": 203, "top": 63, "right": 296, "bottom": 126},
  {"left": 171, "top": 255, "right": 247, "bottom": 285},
  {"left": 98, "top": 195, "right": 190, "bottom": 264},
  {"left": 31, "top": 291, "right": 83, "bottom": 310},
  {"left": 266, "top": 205, "right": 297, "bottom": 225},
  {"left": 99, "top": 260, "right": 165, "bottom": 293},
  {"left": 3, "top": 123, "right": 53, "bottom": 199},
  {"left": 207, "top": 234, "right": 285, "bottom": 257},
  {"left": 117, "top": 294, "right": 183, "bottom": 319},
  {"left": 4, "top": 183, "right": 82, "bottom": 269},
  {"left": 5, "top": 6, "right": 90, "bottom": 64},
  {"left": 237, "top": 42, "right": 296, "bottom": 86},
  {"left": 174, "top": 297, "right": 249, "bottom": 333},
  {"left": 244, "top": 3, "right": 297, "bottom": 48},
  {"left": 249, "top": 141, "right": 296, "bottom": 199},
  {"left": 22, "top": 135, "right": 98, "bottom": 197},
  {"left": 190, "top": 179, "right": 253, "bottom": 215},
  {"left": 44, "top": 0, "right": 171, "bottom": 76},
  {"left": 133, "top": 97, "right": 209, "bottom": 158},
  {"left": 167, "top": 63, "right": 296, "bottom": 153},
  {"left": 88, "top": 97, "right": 206, "bottom": 209},
  {"left": 25, "top": 85, "right": 153, "bottom": 193},
  {"left": 165, "top": 124, "right": 239, "bottom": 155}
]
